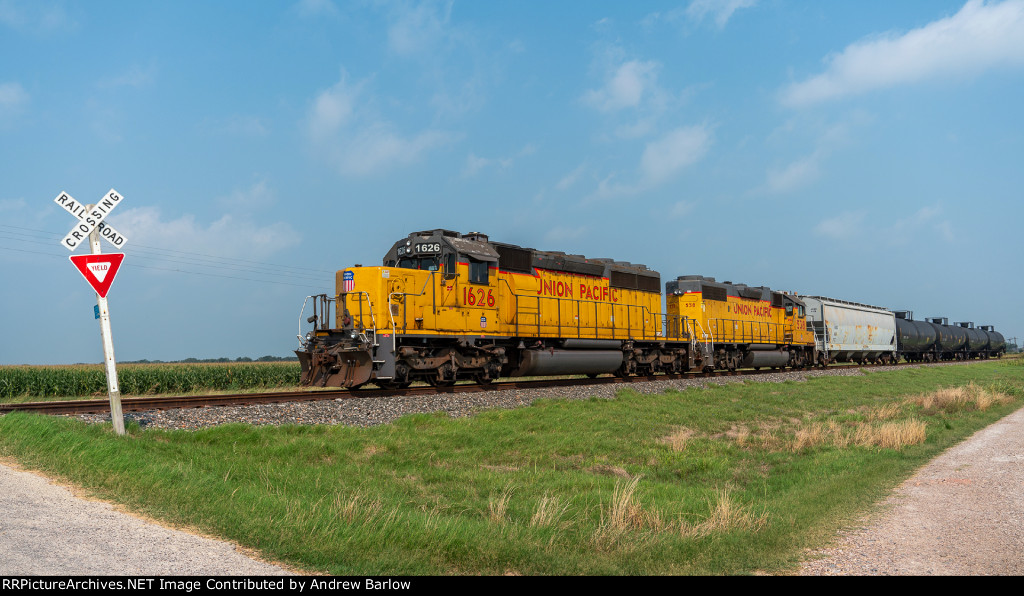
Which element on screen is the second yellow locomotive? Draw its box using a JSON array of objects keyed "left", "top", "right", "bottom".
[{"left": 296, "top": 229, "right": 816, "bottom": 387}]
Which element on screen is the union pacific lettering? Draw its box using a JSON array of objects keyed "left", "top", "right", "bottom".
[
  {"left": 536, "top": 278, "right": 619, "bottom": 302},
  {"left": 732, "top": 301, "right": 772, "bottom": 318}
]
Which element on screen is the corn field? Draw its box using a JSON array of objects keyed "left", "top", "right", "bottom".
[{"left": 0, "top": 362, "right": 301, "bottom": 399}]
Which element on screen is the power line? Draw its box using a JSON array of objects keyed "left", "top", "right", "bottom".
[
  {"left": 0, "top": 224, "right": 337, "bottom": 278},
  {"left": 0, "top": 223, "right": 347, "bottom": 288}
]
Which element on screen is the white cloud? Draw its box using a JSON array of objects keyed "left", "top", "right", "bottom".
[
  {"left": 814, "top": 205, "right": 954, "bottom": 245},
  {"left": 386, "top": 0, "right": 454, "bottom": 57},
  {"left": 110, "top": 206, "right": 300, "bottom": 261},
  {"left": 640, "top": 126, "right": 711, "bottom": 185},
  {"left": 583, "top": 59, "right": 660, "bottom": 112},
  {"left": 555, "top": 163, "right": 587, "bottom": 191},
  {"left": 306, "top": 72, "right": 456, "bottom": 176},
  {"left": 765, "top": 153, "right": 821, "bottom": 194},
  {"left": 782, "top": 0, "right": 1024, "bottom": 107},
  {"left": 686, "top": 0, "right": 757, "bottom": 29},
  {"left": 307, "top": 74, "right": 362, "bottom": 140},
  {"left": 587, "top": 125, "right": 712, "bottom": 201}
]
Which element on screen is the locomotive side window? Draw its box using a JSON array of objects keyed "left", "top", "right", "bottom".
[
  {"left": 469, "top": 258, "right": 489, "bottom": 284},
  {"left": 443, "top": 253, "right": 456, "bottom": 275}
]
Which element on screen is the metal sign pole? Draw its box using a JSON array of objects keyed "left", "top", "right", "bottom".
[{"left": 88, "top": 217, "right": 125, "bottom": 436}]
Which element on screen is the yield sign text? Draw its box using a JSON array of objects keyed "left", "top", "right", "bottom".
[{"left": 69, "top": 253, "right": 125, "bottom": 298}]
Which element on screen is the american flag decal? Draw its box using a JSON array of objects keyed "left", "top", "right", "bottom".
[{"left": 343, "top": 271, "right": 355, "bottom": 293}]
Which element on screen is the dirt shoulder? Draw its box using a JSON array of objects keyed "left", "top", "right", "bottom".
[{"left": 798, "top": 405, "right": 1024, "bottom": 575}]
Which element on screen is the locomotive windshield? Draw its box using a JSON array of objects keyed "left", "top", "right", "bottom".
[{"left": 396, "top": 255, "right": 440, "bottom": 271}]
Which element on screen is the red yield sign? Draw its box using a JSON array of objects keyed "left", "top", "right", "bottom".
[{"left": 69, "top": 253, "right": 125, "bottom": 298}]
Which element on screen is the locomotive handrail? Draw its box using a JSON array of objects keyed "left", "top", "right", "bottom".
[
  {"left": 387, "top": 271, "right": 437, "bottom": 352},
  {"left": 688, "top": 319, "right": 713, "bottom": 359},
  {"left": 507, "top": 292, "right": 664, "bottom": 341},
  {"left": 343, "top": 291, "right": 379, "bottom": 343},
  {"left": 297, "top": 294, "right": 327, "bottom": 346}
]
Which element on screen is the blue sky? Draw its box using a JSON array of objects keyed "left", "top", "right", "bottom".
[{"left": 1, "top": 0, "right": 1022, "bottom": 364}]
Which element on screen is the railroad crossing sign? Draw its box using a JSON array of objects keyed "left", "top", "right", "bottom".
[
  {"left": 55, "top": 188, "right": 128, "bottom": 435},
  {"left": 55, "top": 189, "right": 128, "bottom": 251},
  {"left": 69, "top": 253, "right": 125, "bottom": 299}
]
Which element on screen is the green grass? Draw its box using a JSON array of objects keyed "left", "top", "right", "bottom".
[{"left": 1, "top": 360, "right": 1022, "bottom": 575}]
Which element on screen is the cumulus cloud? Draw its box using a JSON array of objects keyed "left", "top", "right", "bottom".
[
  {"left": 587, "top": 125, "right": 712, "bottom": 201},
  {"left": 640, "top": 126, "right": 711, "bottom": 185},
  {"left": 109, "top": 205, "right": 300, "bottom": 261},
  {"left": 814, "top": 205, "right": 954, "bottom": 245},
  {"left": 583, "top": 59, "right": 661, "bottom": 112},
  {"left": 306, "top": 72, "right": 456, "bottom": 176},
  {"left": 782, "top": 0, "right": 1024, "bottom": 107}
]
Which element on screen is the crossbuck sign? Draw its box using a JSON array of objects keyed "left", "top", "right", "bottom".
[
  {"left": 55, "top": 189, "right": 129, "bottom": 251},
  {"left": 55, "top": 189, "right": 128, "bottom": 435}
]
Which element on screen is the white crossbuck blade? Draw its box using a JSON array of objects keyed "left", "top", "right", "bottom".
[{"left": 54, "top": 190, "right": 129, "bottom": 251}]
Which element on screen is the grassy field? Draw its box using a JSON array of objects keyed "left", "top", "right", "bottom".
[{"left": 0, "top": 359, "right": 1022, "bottom": 575}]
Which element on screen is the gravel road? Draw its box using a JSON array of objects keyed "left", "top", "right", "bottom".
[
  {"left": 0, "top": 459, "right": 296, "bottom": 576},
  {"left": 797, "top": 404, "right": 1024, "bottom": 576}
]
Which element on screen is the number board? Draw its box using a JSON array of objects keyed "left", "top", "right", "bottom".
[{"left": 398, "top": 243, "right": 441, "bottom": 256}]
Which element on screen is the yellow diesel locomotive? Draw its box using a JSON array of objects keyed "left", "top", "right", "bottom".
[{"left": 296, "top": 230, "right": 816, "bottom": 388}]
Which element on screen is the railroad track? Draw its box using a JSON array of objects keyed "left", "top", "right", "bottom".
[
  {"left": 0, "top": 367, "right": 790, "bottom": 416},
  {"left": 2, "top": 359, "right": 980, "bottom": 417}
]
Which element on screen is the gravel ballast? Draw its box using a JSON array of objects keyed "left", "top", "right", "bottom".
[{"left": 75, "top": 365, "right": 914, "bottom": 431}]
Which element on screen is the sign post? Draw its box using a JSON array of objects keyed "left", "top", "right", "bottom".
[{"left": 56, "top": 189, "right": 128, "bottom": 436}]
